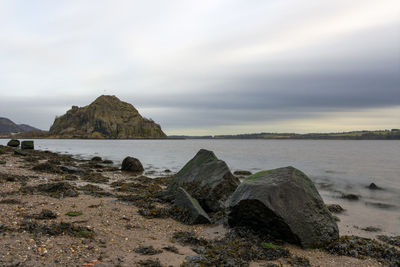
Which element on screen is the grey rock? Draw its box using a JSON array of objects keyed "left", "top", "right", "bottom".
[
  {"left": 367, "top": 183, "right": 381, "bottom": 190},
  {"left": 165, "top": 149, "right": 240, "bottom": 212},
  {"left": 341, "top": 193, "right": 359, "bottom": 200},
  {"left": 7, "top": 139, "right": 20, "bottom": 147},
  {"left": 121, "top": 156, "right": 144, "bottom": 172},
  {"left": 228, "top": 166, "right": 339, "bottom": 248},
  {"left": 21, "top": 140, "right": 34, "bottom": 149},
  {"left": 175, "top": 187, "right": 211, "bottom": 224},
  {"left": 91, "top": 156, "right": 102, "bottom": 162}
]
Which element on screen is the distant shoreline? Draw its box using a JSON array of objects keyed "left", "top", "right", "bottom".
[{"left": 1, "top": 129, "right": 399, "bottom": 140}]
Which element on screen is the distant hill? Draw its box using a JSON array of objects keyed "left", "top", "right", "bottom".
[
  {"left": 168, "top": 129, "right": 400, "bottom": 140},
  {"left": 0, "top": 117, "right": 40, "bottom": 134},
  {"left": 176, "top": 130, "right": 400, "bottom": 140},
  {"left": 48, "top": 95, "right": 167, "bottom": 139}
]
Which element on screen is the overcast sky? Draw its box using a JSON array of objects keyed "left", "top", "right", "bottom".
[{"left": 1, "top": 0, "right": 399, "bottom": 135}]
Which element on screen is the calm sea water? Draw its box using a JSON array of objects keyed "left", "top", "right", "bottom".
[{"left": 1, "top": 139, "right": 399, "bottom": 235}]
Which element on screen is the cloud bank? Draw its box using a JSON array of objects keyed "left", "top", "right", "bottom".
[{"left": 0, "top": 0, "right": 399, "bottom": 134}]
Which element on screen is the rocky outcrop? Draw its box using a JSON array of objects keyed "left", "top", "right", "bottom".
[
  {"left": 121, "top": 156, "right": 144, "bottom": 173},
  {"left": 48, "top": 95, "right": 166, "bottom": 139},
  {"left": 174, "top": 187, "right": 211, "bottom": 224},
  {"left": 228, "top": 166, "right": 339, "bottom": 248},
  {"left": 165, "top": 149, "right": 240, "bottom": 212}
]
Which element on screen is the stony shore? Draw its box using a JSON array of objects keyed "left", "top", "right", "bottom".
[{"left": 0, "top": 144, "right": 398, "bottom": 266}]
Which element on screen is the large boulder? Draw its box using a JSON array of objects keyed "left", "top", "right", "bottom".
[
  {"left": 228, "top": 166, "right": 339, "bottom": 248},
  {"left": 7, "top": 139, "right": 20, "bottom": 147},
  {"left": 175, "top": 187, "right": 211, "bottom": 225},
  {"left": 121, "top": 156, "right": 144, "bottom": 172},
  {"left": 166, "top": 149, "right": 240, "bottom": 212},
  {"left": 21, "top": 140, "right": 34, "bottom": 149}
]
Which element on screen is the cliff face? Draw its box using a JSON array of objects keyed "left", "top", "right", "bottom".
[{"left": 49, "top": 95, "right": 167, "bottom": 139}]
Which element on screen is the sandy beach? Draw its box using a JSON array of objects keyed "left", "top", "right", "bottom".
[{"left": 0, "top": 144, "right": 397, "bottom": 267}]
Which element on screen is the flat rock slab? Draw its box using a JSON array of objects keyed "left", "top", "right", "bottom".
[{"left": 228, "top": 166, "right": 339, "bottom": 248}]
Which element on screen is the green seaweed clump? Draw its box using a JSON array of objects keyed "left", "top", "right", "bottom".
[
  {"left": 65, "top": 211, "right": 83, "bottom": 217},
  {"left": 19, "top": 220, "right": 94, "bottom": 238}
]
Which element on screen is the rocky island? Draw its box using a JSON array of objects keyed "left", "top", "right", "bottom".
[{"left": 48, "top": 95, "right": 166, "bottom": 139}]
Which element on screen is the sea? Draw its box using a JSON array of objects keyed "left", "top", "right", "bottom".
[{"left": 1, "top": 139, "right": 399, "bottom": 237}]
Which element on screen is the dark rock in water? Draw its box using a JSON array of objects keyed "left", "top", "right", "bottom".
[
  {"left": 326, "top": 235, "right": 400, "bottom": 266},
  {"left": 121, "top": 156, "right": 144, "bottom": 172},
  {"left": 233, "top": 170, "right": 252, "bottom": 176},
  {"left": 165, "top": 149, "right": 240, "bottom": 212},
  {"left": 367, "top": 182, "right": 381, "bottom": 190},
  {"left": 91, "top": 156, "right": 102, "bottom": 162},
  {"left": 14, "top": 149, "right": 27, "bottom": 156},
  {"left": 21, "top": 140, "right": 34, "bottom": 149},
  {"left": 7, "top": 139, "right": 20, "bottom": 147},
  {"left": 327, "top": 204, "right": 345, "bottom": 214},
  {"left": 365, "top": 201, "right": 396, "bottom": 210},
  {"left": 102, "top": 159, "right": 113, "bottom": 164},
  {"left": 361, "top": 226, "right": 381, "bottom": 232},
  {"left": 341, "top": 193, "right": 359, "bottom": 201},
  {"left": 61, "top": 165, "right": 83, "bottom": 174},
  {"left": 228, "top": 166, "right": 339, "bottom": 248},
  {"left": 174, "top": 187, "right": 211, "bottom": 225},
  {"left": 164, "top": 169, "right": 171, "bottom": 173}
]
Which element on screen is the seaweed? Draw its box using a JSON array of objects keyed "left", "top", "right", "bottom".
[
  {"left": 326, "top": 235, "right": 400, "bottom": 265},
  {"left": 180, "top": 227, "right": 290, "bottom": 267},
  {"left": 19, "top": 220, "right": 94, "bottom": 238},
  {"left": 65, "top": 211, "right": 83, "bottom": 217},
  {"left": 377, "top": 235, "right": 400, "bottom": 248},
  {"left": 135, "top": 245, "right": 163, "bottom": 255},
  {"left": 138, "top": 259, "right": 163, "bottom": 267},
  {"left": 32, "top": 162, "right": 60, "bottom": 173},
  {"left": 20, "top": 182, "right": 79, "bottom": 198}
]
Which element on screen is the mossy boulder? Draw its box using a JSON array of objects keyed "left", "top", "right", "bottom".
[
  {"left": 21, "top": 140, "right": 34, "bottom": 149},
  {"left": 121, "top": 156, "right": 144, "bottom": 173},
  {"left": 174, "top": 187, "right": 211, "bottom": 224},
  {"left": 165, "top": 149, "right": 240, "bottom": 212},
  {"left": 228, "top": 166, "right": 339, "bottom": 248},
  {"left": 7, "top": 139, "right": 20, "bottom": 147}
]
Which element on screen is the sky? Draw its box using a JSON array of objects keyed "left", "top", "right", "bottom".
[{"left": 0, "top": 0, "right": 399, "bottom": 135}]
